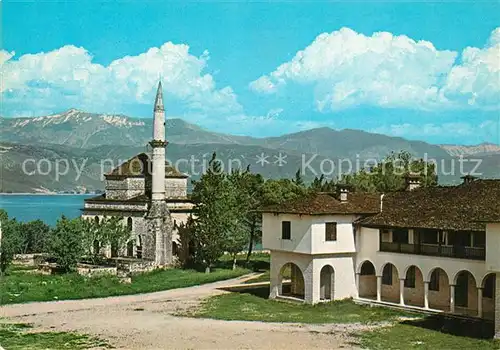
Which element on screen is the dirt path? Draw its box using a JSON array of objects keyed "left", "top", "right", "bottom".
[{"left": 0, "top": 274, "right": 363, "bottom": 350}]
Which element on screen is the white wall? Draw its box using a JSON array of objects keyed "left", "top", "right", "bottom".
[
  {"left": 310, "top": 215, "right": 357, "bottom": 254},
  {"left": 486, "top": 223, "right": 500, "bottom": 272},
  {"left": 262, "top": 213, "right": 357, "bottom": 255},
  {"left": 262, "top": 213, "right": 313, "bottom": 254}
]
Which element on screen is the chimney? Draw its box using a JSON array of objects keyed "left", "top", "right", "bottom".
[
  {"left": 461, "top": 174, "right": 478, "bottom": 185},
  {"left": 337, "top": 184, "right": 351, "bottom": 202},
  {"left": 404, "top": 173, "right": 421, "bottom": 191}
]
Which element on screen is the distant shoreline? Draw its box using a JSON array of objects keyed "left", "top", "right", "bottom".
[{"left": 0, "top": 193, "right": 96, "bottom": 196}]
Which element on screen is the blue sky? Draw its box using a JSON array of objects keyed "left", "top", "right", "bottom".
[{"left": 2, "top": 1, "right": 499, "bottom": 145}]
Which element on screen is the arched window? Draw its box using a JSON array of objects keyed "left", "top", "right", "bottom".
[
  {"left": 94, "top": 216, "right": 100, "bottom": 225},
  {"left": 127, "top": 217, "right": 133, "bottom": 231}
]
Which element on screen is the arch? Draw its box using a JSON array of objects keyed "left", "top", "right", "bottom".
[
  {"left": 454, "top": 270, "right": 477, "bottom": 313},
  {"left": 453, "top": 270, "right": 478, "bottom": 288},
  {"left": 379, "top": 261, "right": 399, "bottom": 278},
  {"left": 481, "top": 273, "right": 496, "bottom": 320},
  {"left": 136, "top": 235, "right": 143, "bottom": 259},
  {"left": 127, "top": 217, "right": 133, "bottom": 231},
  {"left": 127, "top": 240, "right": 134, "bottom": 257},
  {"left": 427, "top": 268, "right": 450, "bottom": 311},
  {"left": 279, "top": 262, "right": 305, "bottom": 300},
  {"left": 93, "top": 240, "right": 100, "bottom": 255},
  {"left": 94, "top": 216, "right": 100, "bottom": 225},
  {"left": 481, "top": 273, "right": 496, "bottom": 289},
  {"left": 380, "top": 263, "right": 399, "bottom": 303},
  {"left": 403, "top": 265, "right": 424, "bottom": 307},
  {"left": 358, "top": 260, "right": 377, "bottom": 300},
  {"left": 320, "top": 265, "right": 335, "bottom": 301},
  {"left": 357, "top": 259, "right": 376, "bottom": 275}
]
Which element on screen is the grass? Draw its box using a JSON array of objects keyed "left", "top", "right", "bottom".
[
  {"left": 0, "top": 266, "right": 249, "bottom": 305},
  {"left": 0, "top": 323, "right": 110, "bottom": 350},
  {"left": 356, "top": 323, "right": 500, "bottom": 350},
  {"left": 190, "top": 287, "right": 415, "bottom": 324},
  {"left": 191, "top": 287, "right": 500, "bottom": 349}
]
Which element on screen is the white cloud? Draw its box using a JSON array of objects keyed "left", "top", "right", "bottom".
[
  {"left": 1, "top": 43, "right": 242, "bottom": 117},
  {"left": 250, "top": 27, "right": 500, "bottom": 111}
]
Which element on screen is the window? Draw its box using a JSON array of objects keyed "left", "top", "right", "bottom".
[
  {"left": 392, "top": 229, "right": 409, "bottom": 243},
  {"left": 429, "top": 270, "right": 440, "bottom": 291},
  {"left": 281, "top": 221, "right": 291, "bottom": 240},
  {"left": 127, "top": 217, "right": 133, "bottom": 231},
  {"left": 474, "top": 232, "right": 486, "bottom": 248},
  {"left": 405, "top": 266, "right": 416, "bottom": 288},
  {"left": 382, "top": 264, "right": 393, "bottom": 285},
  {"left": 325, "top": 222, "right": 337, "bottom": 241}
]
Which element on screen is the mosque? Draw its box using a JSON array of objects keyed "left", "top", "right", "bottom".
[{"left": 82, "top": 82, "right": 193, "bottom": 266}]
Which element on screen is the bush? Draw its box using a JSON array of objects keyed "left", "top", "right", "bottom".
[
  {"left": 0, "top": 210, "right": 22, "bottom": 274},
  {"left": 48, "top": 216, "right": 85, "bottom": 272}
]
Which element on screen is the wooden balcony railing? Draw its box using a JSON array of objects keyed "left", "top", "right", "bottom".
[{"left": 379, "top": 242, "right": 485, "bottom": 261}]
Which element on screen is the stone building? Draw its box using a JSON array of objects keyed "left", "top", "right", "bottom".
[
  {"left": 262, "top": 176, "right": 500, "bottom": 337},
  {"left": 82, "top": 82, "right": 193, "bottom": 265}
]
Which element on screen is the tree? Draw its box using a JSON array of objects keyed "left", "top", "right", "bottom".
[
  {"left": 101, "top": 216, "right": 131, "bottom": 258},
  {"left": 48, "top": 216, "right": 85, "bottom": 272},
  {"left": 191, "top": 153, "right": 228, "bottom": 272},
  {"left": 19, "top": 220, "right": 51, "bottom": 254},
  {"left": 0, "top": 210, "right": 22, "bottom": 274},
  {"left": 341, "top": 151, "right": 438, "bottom": 192},
  {"left": 176, "top": 216, "right": 195, "bottom": 268}
]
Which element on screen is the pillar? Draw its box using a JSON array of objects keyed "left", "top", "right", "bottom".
[
  {"left": 399, "top": 278, "right": 405, "bottom": 306},
  {"left": 424, "top": 281, "right": 430, "bottom": 309},
  {"left": 495, "top": 273, "right": 500, "bottom": 339},
  {"left": 450, "top": 284, "right": 456, "bottom": 313},
  {"left": 477, "top": 287, "right": 483, "bottom": 318},
  {"left": 303, "top": 261, "right": 317, "bottom": 304},
  {"left": 355, "top": 272, "right": 360, "bottom": 298},
  {"left": 377, "top": 275, "right": 382, "bottom": 302}
]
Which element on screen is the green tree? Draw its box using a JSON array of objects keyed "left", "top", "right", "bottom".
[
  {"left": 19, "top": 220, "right": 51, "bottom": 254},
  {"left": 101, "top": 216, "right": 131, "bottom": 257},
  {"left": 191, "top": 153, "right": 228, "bottom": 273},
  {"left": 225, "top": 169, "right": 255, "bottom": 269},
  {"left": 48, "top": 216, "right": 85, "bottom": 272},
  {"left": 176, "top": 216, "right": 195, "bottom": 268},
  {"left": 341, "top": 151, "right": 438, "bottom": 192},
  {"left": 0, "top": 210, "right": 22, "bottom": 274}
]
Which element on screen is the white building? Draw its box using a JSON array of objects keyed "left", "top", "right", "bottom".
[{"left": 262, "top": 177, "right": 500, "bottom": 337}]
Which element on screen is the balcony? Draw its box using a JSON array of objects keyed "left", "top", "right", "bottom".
[{"left": 379, "top": 242, "right": 485, "bottom": 261}]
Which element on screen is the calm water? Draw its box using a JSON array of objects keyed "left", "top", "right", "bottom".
[{"left": 0, "top": 195, "right": 93, "bottom": 226}]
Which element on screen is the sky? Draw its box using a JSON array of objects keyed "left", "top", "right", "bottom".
[{"left": 2, "top": 1, "right": 500, "bottom": 145}]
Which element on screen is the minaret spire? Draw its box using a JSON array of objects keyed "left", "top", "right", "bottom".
[
  {"left": 146, "top": 80, "right": 173, "bottom": 266},
  {"left": 154, "top": 81, "right": 164, "bottom": 112}
]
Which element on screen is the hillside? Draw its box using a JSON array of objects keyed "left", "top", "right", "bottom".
[
  {"left": 440, "top": 143, "right": 500, "bottom": 157},
  {"left": 1, "top": 109, "right": 498, "bottom": 193},
  {"left": 0, "top": 109, "right": 251, "bottom": 149}
]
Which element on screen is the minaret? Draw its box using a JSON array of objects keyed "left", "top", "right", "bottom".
[{"left": 145, "top": 81, "right": 173, "bottom": 266}]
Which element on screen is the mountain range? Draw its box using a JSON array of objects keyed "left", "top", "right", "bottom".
[{"left": 1, "top": 109, "right": 499, "bottom": 193}]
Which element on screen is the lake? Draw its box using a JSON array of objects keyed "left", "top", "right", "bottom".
[{"left": 0, "top": 194, "right": 94, "bottom": 226}]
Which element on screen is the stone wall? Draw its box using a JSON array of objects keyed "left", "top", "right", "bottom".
[
  {"left": 359, "top": 275, "right": 377, "bottom": 298},
  {"left": 165, "top": 178, "right": 188, "bottom": 198},
  {"left": 380, "top": 265, "right": 400, "bottom": 303}
]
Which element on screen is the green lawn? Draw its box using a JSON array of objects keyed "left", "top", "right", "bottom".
[
  {"left": 0, "top": 323, "right": 110, "bottom": 350},
  {"left": 190, "top": 289, "right": 500, "bottom": 349},
  {"left": 0, "top": 266, "right": 249, "bottom": 305},
  {"left": 190, "top": 288, "right": 415, "bottom": 324},
  {"left": 356, "top": 323, "right": 500, "bottom": 350}
]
